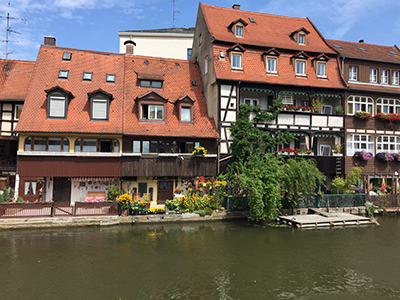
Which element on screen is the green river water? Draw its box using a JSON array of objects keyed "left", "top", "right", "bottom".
[{"left": 1, "top": 216, "right": 400, "bottom": 300}]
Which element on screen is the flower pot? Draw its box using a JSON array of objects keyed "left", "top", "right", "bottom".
[
  {"left": 120, "top": 209, "right": 129, "bottom": 216},
  {"left": 332, "top": 153, "right": 343, "bottom": 157}
]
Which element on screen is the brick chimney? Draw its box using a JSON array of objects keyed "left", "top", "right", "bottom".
[
  {"left": 232, "top": 4, "right": 240, "bottom": 9},
  {"left": 44, "top": 35, "right": 56, "bottom": 46},
  {"left": 124, "top": 40, "right": 136, "bottom": 55}
]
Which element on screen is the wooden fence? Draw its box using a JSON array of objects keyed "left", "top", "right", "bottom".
[
  {"left": 366, "top": 194, "right": 400, "bottom": 208},
  {"left": 0, "top": 202, "right": 119, "bottom": 219}
]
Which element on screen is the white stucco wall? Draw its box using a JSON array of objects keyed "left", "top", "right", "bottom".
[{"left": 119, "top": 33, "right": 193, "bottom": 60}]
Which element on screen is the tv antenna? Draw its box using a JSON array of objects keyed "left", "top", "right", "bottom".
[
  {"left": 0, "top": 2, "right": 26, "bottom": 60},
  {"left": 170, "top": 0, "right": 180, "bottom": 28}
]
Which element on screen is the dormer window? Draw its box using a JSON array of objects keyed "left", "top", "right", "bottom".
[
  {"left": 83, "top": 72, "right": 93, "bottom": 81},
  {"left": 140, "top": 80, "right": 162, "bottom": 88},
  {"left": 235, "top": 25, "right": 243, "bottom": 37},
  {"left": 45, "top": 86, "right": 74, "bottom": 119},
  {"left": 267, "top": 57, "right": 277, "bottom": 73},
  {"left": 228, "top": 44, "right": 245, "bottom": 71},
  {"left": 298, "top": 33, "right": 306, "bottom": 45},
  {"left": 177, "top": 94, "right": 195, "bottom": 124},
  {"left": 263, "top": 49, "right": 280, "bottom": 75},
  {"left": 58, "top": 70, "right": 69, "bottom": 79},
  {"left": 292, "top": 52, "right": 309, "bottom": 77},
  {"left": 62, "top": 52, "right": 72, "bottom": 61},
  {"left": 137, "top": 91, "right": 167, "bottom": 123},
  {"left": 88, "top": 89, "right": 113, "bottom": 121},
  {"left": 317, "top": 62, "right": 326, "bottom": 77}
]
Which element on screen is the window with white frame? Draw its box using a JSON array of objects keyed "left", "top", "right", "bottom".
[
  {"left": 376, "top": 98, "right": 400, "bottom": 113},
  {"left": 381, "top": 70, "right": 388, "bottom": 84},
  {"left": 244, "top": 98, "right": 259, "bottom": 106},
  {"left": 267, "top": 57, "right": 277, "bottom": 73},
  {"left": 349, "top": 66, "right": 357, "bottom": 81},
  {"left": 298, "top": 33, "right": 306, "bottom": 45},
  {"left": 231, "top": 53, "right": 242, "bottom": 70},
  {"left": 181, "top": 106, "right": 191, "bottom": 122},
  {"left": 49, "top": 96, "right": 66, "bottom": 118},
  {"left": 24, "top": 181, "right": 36, "bottom": 195},
  {"left": 322, "top": 105, "right": 333, "bottom": 114},
  {"left": 369, "top": 68, "right": 377, "bottom": 83},
  {"left": 347, "top": 96, "right": 374, "bottom": 115},
  {"left": 91, "top": 99, "right": 108, "bottom": 120},
  {"left": 141, "top": 104, "right": 164, "bottom": 120},
  {"left": 393, "top": 71, "right": 399, "bottom": 85},
  {"left": 235, "top": 25, "right": 243, "bottom": 37},
  {"left": 317, "top": 62, "right": 326, "bottom": 77},
  {"left": 346, "top": 134, "right": 374, "bottom": 156},
  {"left": 377, "top": 135, "right": 400, "bottom": 153},
  {"left": 296, "top": 60, "right": 306, "bottom": 76},
  {"left": 280, "top": 93, "right": 294, "bottom": 105}
]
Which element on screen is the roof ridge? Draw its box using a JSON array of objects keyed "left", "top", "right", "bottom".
[
  {"left": 327, "top": 39, "right": 396, "bottom": 48},
  {"left": 42, "top": 44, "right": 125, "bottom": 56},
  {"left": 201, "top": 3, "right": 308, "bottom": 21}
]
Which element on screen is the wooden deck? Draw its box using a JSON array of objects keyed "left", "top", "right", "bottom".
[{"left": 278, "top": 209, "right": 376, "bottom": 228}]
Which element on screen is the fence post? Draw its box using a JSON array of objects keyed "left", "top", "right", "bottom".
[
  {"left": 73, "top": 202, "right": 77, "bottom": 216},
  {"left": 51, "top": 202, "right": 54, "bottom": 217}
]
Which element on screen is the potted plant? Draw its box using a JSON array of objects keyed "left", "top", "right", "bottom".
[
  {"left": 376, "top": 152, "right": 394, "bottom": 162},
  {"left": 311, "top": 98, "right": 324, "bottom": 113},
  {"left": 117, "top": 193, "right": 132, "bottom": 216},
  {"left": 386, "top": 186, "right": 394, "bottom": 193},
  {"left": 334, "top": 106, "right": 344, "bottom": 115},
  {"left": 130, "top": 200, "right": 140, "bottom": 215},
  {"left": 354, "top": 186, "right": 364, "bottom": 193},
  {"left": 107, "top": 185, "right": 119, "bottom": 202},
  {"left": 332, "top": 143, "right": 343, "bottom": 156},
  {"left": 192, "top": 146, "right": 207, "bottom": 157},
  {"left": 353, "top": 151, "right": 373, "bottom": 161},
  {"left": 354, "top": 111, "right": 372, "bottom": 120},
  {"left": 375, "top": 112, "right": 400, "bottom": 123}
]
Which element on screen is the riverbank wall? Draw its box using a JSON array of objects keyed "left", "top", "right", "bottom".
[{"left": 0, "top": 211, "right": 249, "bottom": 230}]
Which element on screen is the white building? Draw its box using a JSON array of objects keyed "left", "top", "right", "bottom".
[{"left": 118, "top": 27, "right": 194, "bottom": 60}]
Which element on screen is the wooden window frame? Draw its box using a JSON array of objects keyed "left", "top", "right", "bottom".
[{"left": 231, "top": 52, "right": 243, "bottom": 70}]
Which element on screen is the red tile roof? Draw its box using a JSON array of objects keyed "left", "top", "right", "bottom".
[
  {"left": 326, "top": 39, "right": 400, "bottom": 63},
  {"left": 213, "top": 44, "right": 346, "bottom": 89},
  {"left": 16, "top": 46, "right": 219, "bottom": 140},
  {"left": 0, "top": 59, "right": 35, "bottom": 101},
  {"left": 124, "top": 55, "right": 219, "bottom": 139},
  {"left": 16, "top": 45, "right": 125, "bottom": 135},
  {"left": 201, "top": 4, "right": 335, "bottom": 54}
]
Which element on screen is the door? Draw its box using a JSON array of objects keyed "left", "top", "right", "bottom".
[
  {"left": 157, "top": 180, "right": 173, "bottom": 204},
  {"left": 53, "top": 178, "right": 71, "bottom": 205}
]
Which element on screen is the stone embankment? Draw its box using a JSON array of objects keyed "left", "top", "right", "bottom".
[{"left": 0, "top": 211, "right": 249, "bottom": 230}]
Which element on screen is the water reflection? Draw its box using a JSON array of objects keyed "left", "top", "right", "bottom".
[{"left": 0, "top": 218, "right": 400, "bottom": 299}]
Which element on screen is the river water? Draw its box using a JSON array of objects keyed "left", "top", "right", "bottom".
[{"left": 1, "top": 217, "right": 400, "bottom": 300}]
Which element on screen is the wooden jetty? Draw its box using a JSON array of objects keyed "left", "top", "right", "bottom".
[{"left": 277, "top": 208, "right": 376, "bottom": 228}]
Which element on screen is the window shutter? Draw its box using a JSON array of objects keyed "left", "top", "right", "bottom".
[
  {"left": 92, "top": 99, "right": 107, "bottom": 119},
  {"left": 50, "top": 97, "right": 65, "bottom": 117}
]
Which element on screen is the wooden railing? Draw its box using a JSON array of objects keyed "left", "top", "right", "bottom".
[
  {"left": 366, "top": 194, "right": 400, "bottom": 208},
  {"left": 0, "top": 202, "right": 119, "bottom": 219}
]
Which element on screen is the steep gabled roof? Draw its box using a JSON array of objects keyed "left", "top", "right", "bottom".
[
  {"left": 326, "top": 39, "right": 400, "bottom": 63},
  {"left": 124, "top": 55, "right": 219, "bottom": 139},
  {"left": 16, "top": 45, "right": 125, "bottom": 134},
  {"left": 201, "top": 3, "right": 335, "bottom": 53},
  {"left": 0, "top": 59, "right": 35, "bottom": 101}
]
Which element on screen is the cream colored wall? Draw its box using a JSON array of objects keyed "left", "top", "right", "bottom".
[
  {"left": 122, "top": 177, "right": 158, "bottom": 205},
  {"left": 119, "top": 34, "right": 193, "bottom": 60}
]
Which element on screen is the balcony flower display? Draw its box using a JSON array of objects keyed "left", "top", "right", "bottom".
[
  {"left": 278, "top": 148, "right": 313, "bottom": 155},
  {"left": 192, "top": 146, "right": 207, "bottom": 156},
  {"left": 354, "top": 186, "right": 364, "bottom": 193},
  {"left": 375, "top": 112, "right": 400, "bottom": 122},
  {"left": 375, "top": 152, "right": 394, "bottom": 162},
  {"left": 354, "top": 111, "right": 372, "bottom": 120},
  {"left": 283, "top": 105, "right": 315, "bottom": 112},
  {"left": 394, "top": 153, "right": 400, "bottom": 161},
  {"left": 353, "top": 151, "right": 373, "bottom": 161}
]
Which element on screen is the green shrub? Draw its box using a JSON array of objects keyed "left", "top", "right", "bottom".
[
  {"left": 165, "top": 199, "right": 179, "bottom": 211},
  {"left": 204, "top": 207, "right": 213, "bottom": 215},
  {"left": 107, "top": 185, "right": 120, "bottom": 201}
]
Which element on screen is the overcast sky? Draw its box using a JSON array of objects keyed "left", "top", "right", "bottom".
[{"left": 1, "top": 0, "right": 399, "bottom": 61}]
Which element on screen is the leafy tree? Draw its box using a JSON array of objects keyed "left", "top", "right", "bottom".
[
  {"left": 330, "top": 166, "right": 363, "bottom": 194},
  {"left": 331, "top": 177, "right": 346, "bottom": 194},
  {"left": 282, "top": 157, "right": 325, "bottom": 207}
]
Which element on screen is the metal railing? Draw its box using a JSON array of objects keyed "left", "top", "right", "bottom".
[
  {"left": 223, "top": 196, "right": 249, "bottom": 211},
  {"left": 0, "top": 202, "right": 119, "bottom": 219},
  {"left": 291, "top": 194, "right": 365, "bottom": 208}
]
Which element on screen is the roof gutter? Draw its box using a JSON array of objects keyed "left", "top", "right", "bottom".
[{"left": 348, "top": 86, "right": 400, "bottom": 95}]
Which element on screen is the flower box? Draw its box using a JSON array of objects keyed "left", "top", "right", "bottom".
[
  {"left": 375, "top": 152, "right": 394, "bottom": 162},
  {"left": 375, "top": 113, "right": 400, "bottom": 122},
  {"left": 354, "top": 111, "right": 372, "bottom": 120},
  {"left": 353, "top": 151, "right": 373, "bottom": 161}
]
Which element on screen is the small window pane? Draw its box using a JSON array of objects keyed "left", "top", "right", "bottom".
[
  {"left": 143, "top": 141, "right": 150, "bottom": 153},
  {"left": 33, "top": 137, "right": 46, "bottom": 151},
  {"left": 133, "top": 141, "right": 141, "bottom": 153},
  {"left": 24, "top": 137, "right": 31, "bottom": 151},
  {"left": 152, "top": 81, "right": 162, "bottom": 88},
  {"left": 140, "top": 80, "right": 151, "bottom": 88},
  {"left": 186, "top": 142, "right": 194, "bottom": 153},
  {"left": 48, "top": 138, "right": 62, "bottom": 151},
  {"left": 159, "top": 141, "right": 165, "bottom": 153},
  {"left": 82, "top": 139, "right": 97, "bottom": 152},
  {"left": 14, "top": 104, "right": 22, "bottom": 120},
  {"left": 106, "top": 74, "right": 115, "bottom": 83},
  {"left": 181, "top": 107, "right": 191, "bottom": 121},
  {"left": 114, "top": 140, "right": 120, "bottom": 153},
  {"left": 83, "top": 72, "right": 93, "bottom": 81},
  {"left": 62, "top": 52, "right": 72, "bottom": 61},
  {"left": 232, "top": 54, "right": 242, "bottom": 69},
  {"left": 92, "top": 99, "right": 107, "bottom": 120},
  {"left": 75, "top": 139, "right": 81, "bottom": 152},
  {"left": 267, "top": 57, "right": 276, "bottom": 73},
  {"left": 150, "top": 141, "right": 158, "bottom": 153},
  {"left": 49, "top": 97, "right": 65, "bottom": 118},
  {"left": 58, "top": 70, "right": 69, "bottom": 79},
  {"left": 63, "top": 138, "right": 69, "bottom": 152}
]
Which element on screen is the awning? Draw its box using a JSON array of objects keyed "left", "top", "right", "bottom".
[
  {"left": 240, "top": 87, "right": 274, "bottom": 93},
  {"left": 279, "top": 91, "right": 308, "bottom": 96},
  {"left": 313, "top": 93, "right": 341, "bottom": 99},
  {"left": 71, "top": 177, "right": 117, "bottom": 181},
  {"left": 290, "top": 132, "right": 307, "bottom": 136},
  {"left": 313, "top": 133, "right": 339, "bottom": 138}
]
